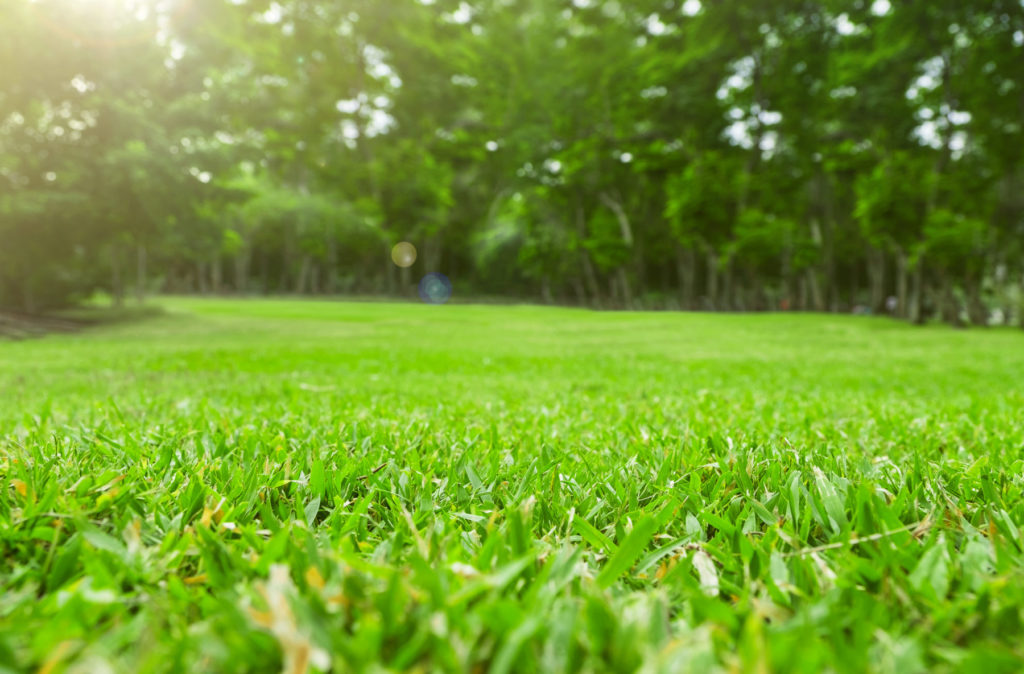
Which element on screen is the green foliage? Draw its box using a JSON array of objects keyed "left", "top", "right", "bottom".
[
  {"left": 728, "top": 210, "right": 801, "bottom": 270},
  {"left": 1, "top": 0, "right": 1023, "bottom": 320},
  {"left": 665, "top": 153, "right": 739, "bottom": 249},
  {"left": 855, "top": 153, "right": 931, "bottom": 252},
  {"left": 922, "top": 209, "right": 990, "bottom": 273},
  {"left": 2, "top": 300, "right": 1024, "bottom": 671}
]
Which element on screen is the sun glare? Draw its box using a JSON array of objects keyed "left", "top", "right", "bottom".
[{"left": 28, "top": 0, "right": 186, "bottom": 48}]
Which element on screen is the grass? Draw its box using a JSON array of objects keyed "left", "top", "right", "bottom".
[{"left": 2, "top": 298, "right": 1024, "bottom": 673}]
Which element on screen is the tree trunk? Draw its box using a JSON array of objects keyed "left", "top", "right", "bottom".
[
  {"left": 211, "top": 256, "right": 222, "bottom": 294},
  {"left": 570, "top": 277, "right": 586, "bottom": 306},
  {"left": 295, "top": 255, "right": 311, "bottom": 294},
  {"left": 541, "top": 277, "right": 553, "bottom": 304},
  {"left": 868, "top": 247, "right": 885, "bottom": 314},
  {"left": 705, "top": 249, "right": 719, "bottom": 310},
  {"left": 1019, "top": 270, "right": 1024, "bottom": 329},
  {"left": 821, "top": 208, "right": 838, "bottom": 312},
  {"left": 400, "top": 262, "right": 412, "bottom": 296},
  {"left": 633, "top": 240, "right": 647, "bottom": 302},
  {"left": 325, "top": 234, "right": 338, "bottom": 295},
  {"left": 135, "top": 243, "right": 146, "bottom": 304},
  {"left": 196, "top": 261, "right": 208, "bottom": 295},
  {"left": 580, "top": 254, "right": 601, "bottom": 308},
  {"left": 965, "top": 277, "right": 986, "bottom": 326},
  {"left": 21, "top": 281, "right": 36, "bottom": 315},
  {"left": 310, "top": 264, "right": 320, "bottom": 295},
  {"left": 282, "top": 232, "right": 296, "bottom": 293},
  {"left": 598, "top": 192, "right": 638, "bottom": 309},
  {"left": 780, "top": 244, "right": 793, "bottom": 312},
  {"left": 423, "top": 236, "right": 442, "bottom": 273},
  {"left": 939, "top": 275, "right": 960, "bottom": 326},
  {"left": 386, "top": 242, "right": 397, "bottom": 295},
  {"left": 909, "top": 255, "right": 924, "bottom": 324},
  {"left": 111, "top": 244, "right": 124, "bottom": 307},
  {"left": 896, "top": 250, "right": 909, "bottom": 320},
  {"left": 235, "top": 243, "right": 250, "bottom": 294},
  {"left": 677, "top": 247, "right": 695, "bottom": 310},
  {"left": 574, "top": 204, "right": 602, "bottom": 308},
  {"left": 613, "top": 269, "right": 630, "bottom": 308},
  {"left": 807, "top": 268, "right": 824, "bottom": 312},
  {"left": 722, "top": 257, "right": 734, "bottom": 311},
  {"left": 598, "top": 192, "right": 634, "bottom": 247},
  {"left": 733, "top": 277, "right": 747, "bottom": 312},
  {"left": 260, "top": 251, "right": 269, "bottom": 294}
]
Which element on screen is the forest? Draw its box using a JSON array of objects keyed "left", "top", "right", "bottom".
[{"left": 2, "top": 0, "right": 1024, "bottom": 324}]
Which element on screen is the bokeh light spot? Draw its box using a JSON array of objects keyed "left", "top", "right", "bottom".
[
  {"left": 391, "top": 241, "right": 417, "bottom": 268},
  {"left": 418, "top": 273, "right": 452, "bottom": 305}
]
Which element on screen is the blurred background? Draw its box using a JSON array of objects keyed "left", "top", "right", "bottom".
[{"left": 1, "top": 0, "right": 1023, "bottom": 324}]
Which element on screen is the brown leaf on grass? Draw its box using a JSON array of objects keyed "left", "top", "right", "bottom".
[
  {"left": 248, "top": 565, "right": 330, "bottom": 674},
  {"left": 200, "top": 497, "right": 227, "bottom": 527},
  {"left": 304, "top": 566, "right": 325, "bottom": 590}
]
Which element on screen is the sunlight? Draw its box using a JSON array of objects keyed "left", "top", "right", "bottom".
[{"left": 28, "top": 0, "right": 179, "bottom": 48}]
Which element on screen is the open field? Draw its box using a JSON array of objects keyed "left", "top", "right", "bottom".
[{"left": 2, "top": 299, "right": 1024, "bottom": 673}]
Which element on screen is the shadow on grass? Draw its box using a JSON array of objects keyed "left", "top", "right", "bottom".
[{"left": 0, "top": 305, "right": 166, "bottom": 340}]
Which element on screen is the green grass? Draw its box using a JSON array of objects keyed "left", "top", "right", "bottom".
[{"left": 2, "top": 298, "right": 1024, "bottom": 673}]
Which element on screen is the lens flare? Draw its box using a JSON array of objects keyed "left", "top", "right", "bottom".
[
  {"left": 391, "top": 242, "right": 417, "bottom": 268},
  {"left": 418, "top": 273, "right": 452, "bottom": 305}
]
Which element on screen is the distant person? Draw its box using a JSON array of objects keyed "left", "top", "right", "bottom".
[{"left": 886, "top": 296, "right": 898, "bottom": 314}]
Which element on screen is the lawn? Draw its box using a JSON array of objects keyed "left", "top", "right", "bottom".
[{"left": 2, "top": 299, "right": 1024, "bottom": 673}]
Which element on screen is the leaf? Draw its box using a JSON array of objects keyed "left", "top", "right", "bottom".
[
  {"left": 46, "top": 533, "right": 82, "bottom": 591},
  {"left": 338, "top": 489, "right": 374, "bottom": 536},
  {"left": 449, "top": 554, "right": 535, "bottom": 605},
  {"left": 813, "top": 469, "right": 848, "bottom": 533},
  {"left": 258, "top": 527, "right": 291, "bottom": 574},
  {"left": 909, "top": 543, "right": 950, "bottom": 601},
  {"left": 303, "top": 497, "right": 321, "bottom": 525},
  {"left": 309, "top": 458, "right": 325, "bottom": 499},
  {"left": 636, "top": 536, "right": 692, "bottom": 575},
  {"left": 692, "top": 549, "right": 720, "bottom": 597},
  {"left": 769, "top": 551, "right": 790, "bottom": 588},
  {"left": 83, "top": 530, "right": 127, "bottom": 558},
  {"left": 10, "top": 479, "right": 27, "bottom": 497},
  {"left": 700, "top": 511, "right": 735, "bottom": 535},
  {"left": 960, "top": 537, "right": 995, "bottom": 591},
  {"left": 596, "top": 516, "right": 659, "bottom": 589},
  {"left": 573, "top": 517, "right": 615, "bottom": 555},
  {"left": 465, "top": 463, "right": 483, "bottom": 492},
  {"left": 490, "top": 617, "right": 542, "bottom": 674}
]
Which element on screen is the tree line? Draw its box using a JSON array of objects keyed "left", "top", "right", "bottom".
[{"left": 2, "top": 0, "right": 1023, "bottom": 325}]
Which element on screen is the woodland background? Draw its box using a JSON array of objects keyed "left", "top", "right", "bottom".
[{"left": 2, "top": 0, "right": 1023, "bottom": 324}]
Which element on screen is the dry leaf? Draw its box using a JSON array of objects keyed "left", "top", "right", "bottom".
[
  {"left": 251, "top": 565, "right": 330, "bottom": 674},
  {"left": 691, "top": 549, "right": 720, "bottom": 597},
  {"left": 304, "top": 566, "right": 325, "bottom": 590}
]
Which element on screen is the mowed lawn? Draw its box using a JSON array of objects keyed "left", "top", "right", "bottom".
[{"left": 2, "top": 299, "right": 1024, "bottom": 673}]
